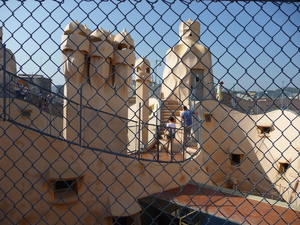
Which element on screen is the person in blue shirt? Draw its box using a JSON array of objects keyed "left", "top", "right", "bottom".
[{"left": 180, "top": 106, "right": 198, "bottom": 143}]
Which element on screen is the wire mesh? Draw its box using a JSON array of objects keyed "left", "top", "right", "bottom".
[{"left": 0, "top": 0, "right": 300, "bottom": 224}]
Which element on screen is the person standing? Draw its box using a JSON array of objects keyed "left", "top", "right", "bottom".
[
  {"left": 23, "top": 85, "right": 30, "bottom": 100},
  {"left": 180, "top": 106, "right": 198, "bottom": 144},
  {"left": 43, "top": 94, "right": 51, "bottom": 111},
  {"left": 20, "top": 85, "right": 26, "bottom": 99},
  {"left": 165, "top": 116, "right": 176, "bottom": 153},
  {"left": 37, "top": 92, "right": 43, "bottom": 108},
  {"left": 217, "top": 81, "right": 224, "bottom": 101}
]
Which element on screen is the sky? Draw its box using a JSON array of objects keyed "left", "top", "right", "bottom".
[{"left": 0, "top": 0, "right": 299, "bottom": 91}]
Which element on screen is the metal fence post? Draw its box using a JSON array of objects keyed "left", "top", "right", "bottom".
[
  {"left": 79, "top": 84, "right": 83, "bottom": 146},
  {"left": 138, "top": 102, "right": 141, "bottom": 159},
  {"left": 2, "top": 44, "right": 6, "bottom": 121},
  {"left": 156, "top": 113, "right": 159, "bottom": 161}
]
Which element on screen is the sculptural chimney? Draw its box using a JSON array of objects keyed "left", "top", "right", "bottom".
[
  {"left": 135, "top": 57, "right": 151, "bottom": 149},
  {"left": 61, "top": 21, "right": 136, "bottom": 153},
  {"left": 161, "top": 19, "right": 215, "bottom": 107}
]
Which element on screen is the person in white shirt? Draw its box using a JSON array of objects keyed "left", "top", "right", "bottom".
[{"left": 165, "top": 116, "right": 176, "bottom": 153}]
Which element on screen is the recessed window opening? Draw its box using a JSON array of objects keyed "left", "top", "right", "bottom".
[
  {"left": 278, "top": 163, "right": 289, "bottom": 174},
  {"left": 257, "top": 126, "right": 273, "bottom": 135},
  {"left": 231, "top": 154, "right": 243, "bottom": 165},
  {"left": 54, "top": 179, "right": 77, "bottom": 193},
  {"left": 90, "top": 37, "right": 102, "bottom": 42},
  {"left": 203, "top": 113, "right": 213, "bottom": 123},
  {"left": 21, "top": 110, "right": 32, "bottom": 118},
  {"left": 118, "top": 43, "right": 127, "bottom": 50}
]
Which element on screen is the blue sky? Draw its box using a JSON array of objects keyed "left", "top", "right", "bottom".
[{"left": 1, "top": 0, "right": 299, "bottom": 91}]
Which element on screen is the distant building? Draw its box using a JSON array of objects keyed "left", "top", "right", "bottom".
[
  {"left": 53, "top": 84, "right": 64, "bottom": 105},
  {"left": 17, "top": 74, "right": 52, "bottom": 95},
  {"left": 248, "top": 91, "right": 257, "bottom": 99},
  {"left": 236, "top": 92, "right": 256, "bottom": 101},
  {"left": 0, "top": 27, "right": 17, "bottom": 93},
  {"left": 55, "top": 84, "right": 64, "bottom": 97},
  {"left": 258, "top": 97, "right": 268, "bottom": 102}
]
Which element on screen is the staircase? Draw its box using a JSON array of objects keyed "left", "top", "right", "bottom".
[
  {"left": 127, "top": 95, "right": 136, "bottom": 106},
  {"left": 161, "top": 99, "right": 182, "bottom": 123},
  {"left": 161, "top": 99, "right": 200, "bottom": 148}
]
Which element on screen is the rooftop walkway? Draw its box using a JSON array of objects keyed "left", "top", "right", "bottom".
[
  {"left": 139, "top": 183, "right": 300, "bottom": 224},
  {"left": 130, "top": 138, "right": 199, "bottom": 162}
]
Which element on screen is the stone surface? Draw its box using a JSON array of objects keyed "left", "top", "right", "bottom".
[
  {"left": 0, "top": 27, "right": 16, "bottom": 93},
  {"left": 161, "top": 19, "right": 215, "bottom": 107},
  {"left": 61, "top": 21, "right": 135, "bottom": 153}
]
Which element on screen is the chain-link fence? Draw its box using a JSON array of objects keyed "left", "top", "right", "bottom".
[{"left": 1, "top": 0, "right": 300, "bottom": 224}]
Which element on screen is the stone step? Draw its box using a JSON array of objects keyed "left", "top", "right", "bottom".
[
  {"left": 161, "top": 112, "right": 180, "bottom": 118},
  {"left": 162, "top": 99, "right": 179, "bottom": 104},
  {"left": 160, "top": 99, "right": 181, "bottom": 124},
  {"left": 161, "top": 106, "right": 181, "bottom": 112}
]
